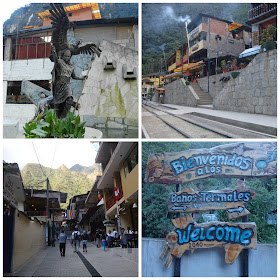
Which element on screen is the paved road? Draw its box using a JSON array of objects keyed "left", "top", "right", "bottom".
[{"left": 14, "top": 241, "right": 138, "bottom": 277}]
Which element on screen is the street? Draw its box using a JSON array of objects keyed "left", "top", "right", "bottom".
[{"left": 13, "top": 240, "right": 138, "bottom": 277}]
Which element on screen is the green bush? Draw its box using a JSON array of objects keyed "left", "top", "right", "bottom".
[{"left": 24, "top": 109, "right": 86, "bottom": 138}]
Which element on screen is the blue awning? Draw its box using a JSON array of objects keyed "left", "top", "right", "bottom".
[{"left": 239, "top": 45, "right": 261, "bottom": 58}]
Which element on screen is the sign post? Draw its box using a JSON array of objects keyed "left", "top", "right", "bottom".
[{"left": 148, "top": 142, "right": 277, "bottom": 273}]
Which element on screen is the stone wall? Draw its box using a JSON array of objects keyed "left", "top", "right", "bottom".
[
  {"left": 212, "top": 49, "right": 277, "bottom": 116},
  {"left": 164, "top": 78, "right": 197, "bottom": 107},
  {"left": 79, "top": 40, "right": 138, "bottom": 130},
  {"left": 142, "top": 238, "right": 277, "bottom": 277},
  {"left": 12, "top": 210, "right": 46, "bottom": 273}
]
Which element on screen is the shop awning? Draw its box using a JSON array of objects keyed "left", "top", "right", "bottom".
[
  {"left": 155, "top": 87, "right": 165, "bottom": 93},
  {"left": 228, "top": 22, "right": 243, "bottom": 32},
  {"left": 173, "top": 61, "right": 205, "bottom": 73},
  {"left": 239, "top": 45, "right": 261, "bottom": 58}
]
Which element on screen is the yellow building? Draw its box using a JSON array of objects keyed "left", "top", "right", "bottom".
[
  {"left": 142, "top": 72, "right": 165, "bottom": 96},
  {"left": 95, "top": 142, "right": 138, "bottom": 234}
]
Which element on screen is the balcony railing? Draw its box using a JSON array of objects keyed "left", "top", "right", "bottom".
[
  {"left": 25, "top": 211, "right": 47, "bottom": 217},
  {"left": 248, "top": 3, "right": 277, "bottom": 21},
  {"left": 106, "top": 187, "right": 124, "bottom": 211}
]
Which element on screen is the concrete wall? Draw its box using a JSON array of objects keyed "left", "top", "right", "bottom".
[
  {"left": 3, "top": 59, "right": 53, "bottom": 126},
  {"left": 72, "top": 25, "right": 136, "bottom": 50},
  {"left": 212, "top": 49, "right": 277, "bottom": 116},
  {"left": 142, "top": 238, "right": 277, "bottom": 277},
  {"left": 165, "top": 79, "right": 197, "bottom": 107},
  {"left": 12, "top": 210, "right": 46, "bottom": 272},
  {"left": 80, "top": 40, "right": 138, "bottom": 130},
  {"left": 120, "top": 163, "right": 138, "bottom": 201}
]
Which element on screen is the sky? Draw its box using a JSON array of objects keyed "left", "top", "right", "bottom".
[
  {"left": 2, "top": 0, "right": 31, "bottom": 22},
  {"left": 3, "top": 140, "right": 99, "bottom": 170}
]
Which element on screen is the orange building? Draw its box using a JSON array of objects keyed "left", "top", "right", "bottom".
[{"left": 37, "top": 3, "right": 101, "bottom": 26}]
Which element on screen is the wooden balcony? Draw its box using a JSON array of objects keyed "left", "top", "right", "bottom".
[
  {"left": 248, "top": 3, "right": 277, "bottom": 23},
  {"left": 106, "top": 187, "right": 124, "bottom": 211}
]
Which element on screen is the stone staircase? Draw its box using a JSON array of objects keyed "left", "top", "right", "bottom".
[{"left": 190, "top": 82, "right": 213, "bottom": 106}]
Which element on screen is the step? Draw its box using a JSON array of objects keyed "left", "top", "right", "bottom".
[{"left": 190, "top": 112, "right": 277, "bottom": 136}]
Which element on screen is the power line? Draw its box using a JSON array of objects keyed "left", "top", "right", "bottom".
[{"left": 32, "top": 142, "right": 46, "bottom": 178}]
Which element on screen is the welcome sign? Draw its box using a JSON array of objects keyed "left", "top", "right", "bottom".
[
  {"left": 145, "top": 142, "right": 277, "bottom": 185},
  {"left": 168, "top": 180, "right": 255, "bottom": 219},
  {"left": 160, "top": 216, "right": 257, "bottom": 267}
]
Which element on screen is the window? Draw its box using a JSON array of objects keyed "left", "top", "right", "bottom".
[
  {"left": 11, "top": 34, "right": 52, "bottom": 60},
  {"left": 123, "top": 145, "right": 138, "bottom": 177},
  {"left": 6, "top": 80, "right": 50, "bottom": 104}
]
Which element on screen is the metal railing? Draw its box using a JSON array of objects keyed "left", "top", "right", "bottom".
[{"left": 248, "top": 3, "right": 277, "bottom": 21}]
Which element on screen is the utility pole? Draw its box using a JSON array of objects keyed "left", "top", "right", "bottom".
[
  {"left": 174, "top": 184, "right": 181, "bottom": 277},
  {"left": 47, "top": 178, "right": 51, "bottom": 246},
  {"left": 207, "top": 17, "right": 211, "bottom": 93},
  {"left": 181, "top": 45, "right": 183, "bottom": 77}
]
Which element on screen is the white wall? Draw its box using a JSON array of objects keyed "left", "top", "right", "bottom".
[{"left": 142, "top": 238, "right": 277, "bottom": 277}]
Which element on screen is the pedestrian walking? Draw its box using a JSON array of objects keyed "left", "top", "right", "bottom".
[
  {"left": 82, "top": 230, "right": 88, "bottom": 252},
  {"left": 59, "top": 229, "right": 67, "bottom": 257},
  {"left": 72, "top": 226, "right": 81, "bottom": 253},
  {"left": 101, "top": 230, "right": 107, "bottom": 251},
  {"left": 96, "top": 230, "right": 100, "bottom": 248}
]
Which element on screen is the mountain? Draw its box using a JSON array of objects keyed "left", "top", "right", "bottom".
[
  {"left": 3, "top": 3, "right": 138, "bottom": 34},
  {"left": 21, "top": 163, "right": 102, "bottom": 208},
  {"left": 142, "top": 3, "right": 251, "bottom": 74},
  {"left": 70, "top": 163, "right": 100, "bottom": 175}
]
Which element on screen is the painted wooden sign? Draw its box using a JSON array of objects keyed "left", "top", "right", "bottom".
[
  {"left": 145, "top": 142, "right": 277, "bottom": 185},
  {"left": 168, "top": 180, "right": 255, "bottom": 219},
  {"left": 160, "top": 215, "right": 257, "bottom": 267}
]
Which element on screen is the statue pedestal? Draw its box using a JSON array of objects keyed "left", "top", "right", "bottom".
[{"left": 84, "top": 127, "right": 103, "bottom": 139}]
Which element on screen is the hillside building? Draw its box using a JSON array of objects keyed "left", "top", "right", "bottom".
[
  {"left": 3, "top": 4, "right": 138, "bottom": 137},
  {"left": 142, "top": 72, "right": 165, "bottom": 97}
]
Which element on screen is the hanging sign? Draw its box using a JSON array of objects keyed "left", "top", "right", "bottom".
[
  {"left": 168, "top": 180, "right": 255, "bottom": 219},
  {"left": 145, "top": 142, "right": 277, "bottom": 185},
  {"left": 176, "top": 50, "right": 181, "bottom": 63},
  {"left": 160, "top": 215, "right": 257, "bottom": 267}
]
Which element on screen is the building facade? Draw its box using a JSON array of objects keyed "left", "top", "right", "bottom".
[
  {"left": 94, "top": 142, "right": 138, "bottom": 235},
  {"left": 187, "top": 13, "right": 251, "bottom": 63},
  {"left": 247, "top": 3, "right": 277, "bottom": 47},
  {"left": 3, "top": 4, "right": 138, "bottom": 135}
]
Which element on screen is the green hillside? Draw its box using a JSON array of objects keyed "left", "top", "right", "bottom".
[
  {"left": 142, "top": 3, "right": 251, "bottom": 74},
  {"left": 21, "top": 163, "right": 101, "bottom": 208}
]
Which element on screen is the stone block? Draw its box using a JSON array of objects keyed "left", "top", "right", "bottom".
[
  {"left": 124, "top": 118, "right": 138, "bottom": 127},
  {"left": 255, "top": 105, "right": 263, "bottom": 114},
  {"left": 83, "top": 115, "right": 107, "bottom": 127},
  {"left": 3, "top": 120, "right": 19, "bottom": 138},
  {"left": 107, "top": 120, "right": 125, "bottom": 129}
]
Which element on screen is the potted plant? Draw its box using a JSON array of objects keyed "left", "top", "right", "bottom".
[
  {"left": 221, "top": 60, "right": 228, "bottom": 73},
  {"left": 260, "top": 25, "right": 277, "bottom": 51},
  {"left": 216, "top": 66, "right": 222, "bottom": 74},
  {"left": 232, "top": 58, "right": 238, "bottom": 70},
  {"left": 240, "top": 62, "right": 246, "bottom": 69},
  {"left": 227, "top": 60, "right": 232, "bottom": 71},
  {"left": 185, "top": 78, "right": 190, "bottom": 85}
]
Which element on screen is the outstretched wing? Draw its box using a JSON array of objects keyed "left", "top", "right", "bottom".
[
  {"left": 71, "top": 43, "right": 102, "bottom": 57},
  {"left": 49, "top": 3, "right": 70, "bottom": 54}
]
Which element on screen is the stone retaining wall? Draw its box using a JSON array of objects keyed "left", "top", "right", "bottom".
[
  {"left": 197, "top": 49, "right": 277, "bottom": 116},
  {"left": 164, "top": 78, "right": 197, "bottom": 107}
]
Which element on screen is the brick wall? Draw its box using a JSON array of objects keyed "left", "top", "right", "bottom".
[{"left": 210, "top": 18, "right": 227, "bottom": 36}]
